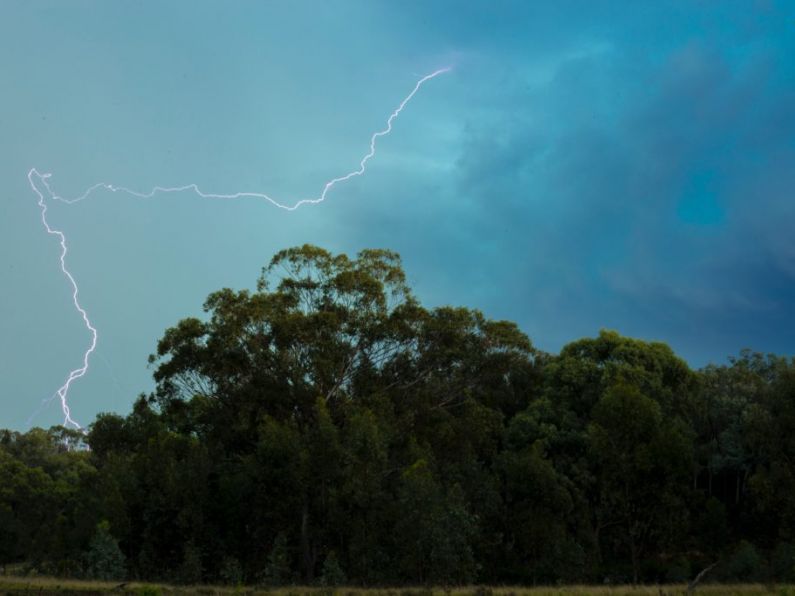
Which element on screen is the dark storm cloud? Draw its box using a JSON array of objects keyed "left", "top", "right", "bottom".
[
  {"left": 4, "top": 0, "right": 794, "bottom": 429},
  {"left": 421, "top": 12, "right": 795, "bottom": 364},
  {"left": 334, "top": 6, "right": 795, "bottom": 365}
]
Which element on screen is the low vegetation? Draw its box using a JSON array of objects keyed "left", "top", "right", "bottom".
[{"left": 2, "top": 578, "right": 795, "bottom": 596}]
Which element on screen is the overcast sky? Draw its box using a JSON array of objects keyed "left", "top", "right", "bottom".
[{"left": 1, "top": 1, "right": 794, "bottom": 429}]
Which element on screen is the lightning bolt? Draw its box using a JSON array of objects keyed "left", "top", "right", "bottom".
[
  {"left": 28, "top": 67, "right": 451, "bottom": 429},
  {"left": 28, "top": 171, "right": 96, "bottom": 430}
]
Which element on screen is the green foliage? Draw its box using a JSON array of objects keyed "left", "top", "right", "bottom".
[
  {"left": 724, "top": 540, "right": 764, "bottom": 582},
  {"left": 219, "top": 556, "right": 244, "bottom": 585},
  {"left": 696, "top": 497, "right": 730, "bottom": 555},
  {"left": 261, "top": 533, "right": 292, "bottom": 586},
  {"left": 177, "top": 541, "right": 203, "bottom": 584},
  {"left": 319, "top": 550, "right": 346, "bottom": 586},
  {"left": 772, "top": 542, "right": 795, "bottom": 582},
  {"left": 394, "top": 461, "right": 478, "bottom": 584},
  {"left": 664, "top": 557, "right": 691, "bottom": 583},
  {"left": 83, "top": 521, "right": 125, "bottom": 581},
  {"left": 2, "top": 246, "right": 795, "bottom": 586}
]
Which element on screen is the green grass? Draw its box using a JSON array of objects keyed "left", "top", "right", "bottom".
[{"left": 1, "top": 579, "right": 795, "bottom": 596}]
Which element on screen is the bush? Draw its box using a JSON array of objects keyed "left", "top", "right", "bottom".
[
  {"left": 725, "top": 540, "right": 763, "bottom": 581},
  {"left": 664, "top": 557, "right": 691, "bottom": 583},
  {"left": 83, "top": 521, "right": 125, "bottom": 581},
  {"left": 220, "top": 556, "right": 243, "bottom": 585},
  {"left": 260, "top": 532, "right": 292, "bottom": 586},
  {"left": 772, "top": 541, "right": 795, "bottom": 582},
  {"left": 319, "top": 550, "right": 346, "bottom": 586},
  {"left": 177, "top": 541, "right": 203, "bottom": 584}
]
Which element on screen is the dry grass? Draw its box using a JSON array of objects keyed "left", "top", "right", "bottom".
[{"left": 0, "top": 578, "right": 794, "bottom": 596}]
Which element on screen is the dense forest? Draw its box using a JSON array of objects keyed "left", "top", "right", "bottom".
[{"left": 2, "top": 245, "right": 794, "bottom": 586}]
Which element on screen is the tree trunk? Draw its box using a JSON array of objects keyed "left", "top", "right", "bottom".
[
  {"left": 735, "top": 473, "right": 740, "bottom": 505},
  {"left": 629, "top": 530, "right": 640, "bottom": 585},
  {"left": 630, "top": 544, "right": 640, "bottom": 585},
  {"left": 301, "top": 504, "right": 315, "bottom": 582},
  {"left": 687, "top": 561, "right": 718, "bottom": 594}
]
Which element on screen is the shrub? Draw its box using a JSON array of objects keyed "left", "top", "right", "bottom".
[{"left": 83, "top": 521, "right": 125, "bottom": 581}]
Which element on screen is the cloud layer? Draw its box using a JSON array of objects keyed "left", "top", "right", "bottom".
[{"left": 1, "top": 1, "right": 793, "bottom": 428}]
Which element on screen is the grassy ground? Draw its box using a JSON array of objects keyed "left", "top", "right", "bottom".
[{"left": 1, "top": 578, "right": 795, "bottom": 596}]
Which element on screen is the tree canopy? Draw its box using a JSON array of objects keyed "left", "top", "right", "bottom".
[{"left": 2, "top": 245, "right": 794, "bottom": 586}]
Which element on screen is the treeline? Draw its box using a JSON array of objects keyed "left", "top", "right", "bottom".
[{"left": 2, "top": 245, "right": 795, "bottom": 586}]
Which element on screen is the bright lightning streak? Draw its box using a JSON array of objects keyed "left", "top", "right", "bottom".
[
  {"left": 39, "top": 68, "right": 452, "bottom": 210},
  {"left": 28, "top": 67, "right": 451, "bottom": 429},
  {"left": 28, "top": 171, "right": 96, "bottom": 430}
]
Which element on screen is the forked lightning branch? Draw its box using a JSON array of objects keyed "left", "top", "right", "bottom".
[{"left": 27, "top": 67, "right": 451, "bottom": 430}]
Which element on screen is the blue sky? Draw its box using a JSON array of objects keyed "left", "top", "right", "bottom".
[{"left": 1, "top": 1, "right": 794, "bottom": 429}]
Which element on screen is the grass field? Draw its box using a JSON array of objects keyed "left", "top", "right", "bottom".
[{"left": 1, "top": 578, "right": 795, "bottom": 596}]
